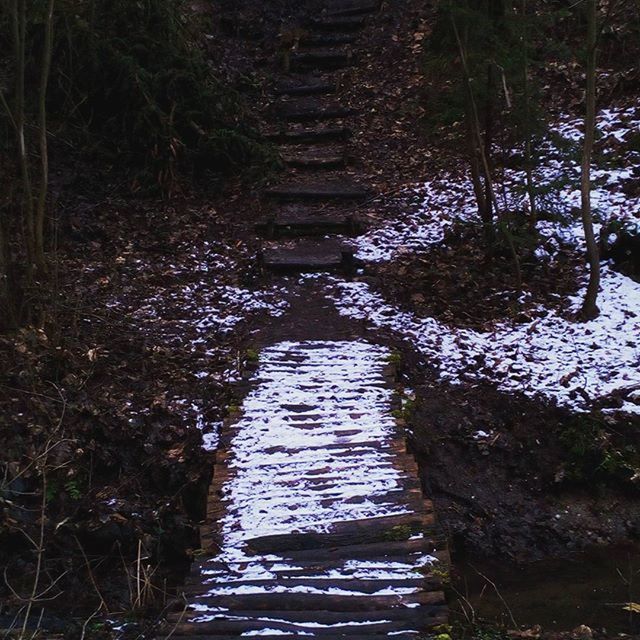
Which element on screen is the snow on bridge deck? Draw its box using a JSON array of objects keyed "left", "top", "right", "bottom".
[{"left": 166, "top": 340, "right": 448, "bottom": 638}]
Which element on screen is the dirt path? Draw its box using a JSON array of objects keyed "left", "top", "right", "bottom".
[{"left": 159, "top": 1, "right": 451, "bottom": 636}]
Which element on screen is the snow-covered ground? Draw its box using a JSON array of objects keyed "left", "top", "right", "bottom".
[
  {"left": 325, "top": 271, "right": 640, "bottom": 414},
  {"left": 115, "top": 239, "right": 289, "bottom": 345},
  {"left": 335, "top": 106, "right": 640, "bottom": 415},
  {"left": 355, "top": 106, "right": 640, "bottom": 263}
]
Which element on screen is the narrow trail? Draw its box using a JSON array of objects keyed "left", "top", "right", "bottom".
[{"left": 164, "top": 1, "right": 451, "bottom": 636}]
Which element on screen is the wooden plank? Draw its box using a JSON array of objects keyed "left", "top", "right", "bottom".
[
  {"left": 261, "top": 247, "right": 345, "bottom": 270},
  {"left": 181, "top": 576, "right": 433, "bottom": 594},
  {"left": 275, "top": 101, "right": 355, "bottom": 122},
  {"left": 300, "top": 32, "right": 357, "bottom": 47},
  {"left": 265, "top": 126, "right": 351, "bottom": 144},
  {"left": 280, "top": 151, "right": 347, "bottom": 168},
  {"left": 273, "top": 80, "right": 336, "bottom": 96},
  {"left": 290, "top": 49, "right": 352, "bottom": 71},
  {"left": 168, "top": 605, "right": 449, "bottom": 626},
  {"left": 193, "top": 550, "right": 449, "bottom": 574},
  {"left": 265, "top": 181, "right": 370, "bottom": 201},
  {"left": 179, "top": 590, "right": 445, "bottom": 612},
  {"left": 309, "top": 15, "right": 367, "bottom": 32},
  {"left": 326, "top": 1, "right": 380, "bottom": 17},
  {"left": 167, "top": 635, "right": 423, "bottom": 640},
  {"left": 245, "top": 513, "right": 436, "bottom": 553},
  {"left": 256, "top": 213, "right": 357, "bottom": 238},
  {"left": 274, "top": 536, "right": 442, "bottom": 562}
]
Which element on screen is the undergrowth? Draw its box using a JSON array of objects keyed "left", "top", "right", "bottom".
[
  {"left": 1, "top": 1, "right": 276, "bottom": 194},
  {"left": 557, "top": 414, "right": 640, "bottom": 486}
]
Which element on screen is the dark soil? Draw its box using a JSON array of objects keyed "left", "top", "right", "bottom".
[
  {"left": 367, "top": 221, "right": 583, "bottom": 329},
  {"left": 406, "top": 380, "right": 640, "bottom": 563}
]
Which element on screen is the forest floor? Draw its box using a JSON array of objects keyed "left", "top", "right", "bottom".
[{"left": 1, "top": 0, "right": 640, "bottom": 637}]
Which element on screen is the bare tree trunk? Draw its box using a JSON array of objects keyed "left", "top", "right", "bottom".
[
  {"left": 35, "top": 0, "right": 56, "bottom": 273},
  {"left": 13, "top": 0, "right": 36, "bottom": 276},
  {"left": 464, "top": 100, "right": 490, "bottom": 225},
  {"left": 0, "top": 213, "right": 18, "bottom": 329},
  {"left": 521, "top": 0, "right": 537, "bottom": 225},
  {"left": 452, "top": 16, "right": 522, "bottom": 288},
  {"left": 483, "top": 62, "right": 496, "bottom": 220},
  {"left": 454, "top": 19, "right": 493, "bottom": 227},
  {"left": 580, "top": 0, "right": 600, "bottom": 320}
]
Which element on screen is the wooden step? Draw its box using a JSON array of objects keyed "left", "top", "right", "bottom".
[
  {"left": 182, "top": 576, "right": 434, "bottom": 595},
  {"left": 265, "top": 181, "right": 370, "bottom": 202},
  {"left": 300, "top": 32, "right": 357, "bottom": 47},
  {"left": 169, "top": 605, "right": 449, "bottom": 628},
  {"left": 326, "top": 0, "right": 380, "bottom": 17},
  {"left": 281, "top": 150, "right": 346, "bottom": 168},
  {"left": 290, "top": 48, "right": 352, "bottom": 71},
  {"left": 210, "top": 491, "right": 429, "bottom": 523},
  {"left": 245, "top": 513, "right": 437, "bottom": 553},
  {"left": 276, "top": 101, "right": 354, "bottom": 122},
  {"left": 310, "top": 15, "right": 367, "bottom": 32},
  {"left": 274, "top": 536, "right": 441, "bottom": 562},
  {"left": 179, "top": 590, "right": 445, "bottom": 613},
  {"left": 265, "top": 126, "right": 351, "bottom": 144},
  {"left": 192, "top": 552, "right": 449, "bottom": 580},
  {"left": 260, "top": 245, "right": 353, "bottom": 272},
  {"left": 274, "top": 79, "right": 336, "bottom": 96},
  {"left": 168, "top": 635, "right": 423, "bottom": 640},
  {"left": 256, "top": 212, "right": 357, "bottom": 237}
]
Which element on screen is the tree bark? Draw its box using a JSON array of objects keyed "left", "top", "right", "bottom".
[
  {"left": 35, "top": 0, "right": 56, "bottom": 272},
  {"left": 580, "top": 0, "right": 600, "bottom": 320},
  {"left": 13, "top": 0, "right": 36, "bottom": 274},
  {"left": 521, "top": 0, "right": 537, "bottom": 225}
]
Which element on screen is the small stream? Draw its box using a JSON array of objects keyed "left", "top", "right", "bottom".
[{"left": 452, "top": 543, "right": 640, "bottom": 634}]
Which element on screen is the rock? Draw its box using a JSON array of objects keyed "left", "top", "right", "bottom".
[
  {"left": 571, "top": 624, "right": 594, "bottom": 640},
  {"left": 508, "top": 625, "right": 542, "bottom": 639},
  {"left": 600, "top": 219, "right": 640, "bottom": 279}
]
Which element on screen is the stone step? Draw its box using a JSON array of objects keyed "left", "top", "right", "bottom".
[
  {"left": 326, "top": 0, "right": 380, "bottom": 17},
  {"left": 290, "top": 48, "right": 352, "bottom": 71},
  {"left": 274, "top": 79, "right": 336, "bottom": 96},
  {"left": 276, "top": 101, "right": 355, "bottom": 122},
  {"left": 265, "top": 181, "right": 370, "bottom": 202},
  {"left": 310, "top": 15, "right": 367, "bottom": 32},
  {"left": 265, "top": 126, "right": 351, "bottom": 144}
]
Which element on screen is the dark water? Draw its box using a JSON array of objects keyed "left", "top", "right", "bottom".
[{"left": 452, "top": 544, "right": 640, "bottom": 634}]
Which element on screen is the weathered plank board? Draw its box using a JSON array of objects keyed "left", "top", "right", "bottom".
[{"left": 264, "top": 181, "right": 370, "bottom": 201}]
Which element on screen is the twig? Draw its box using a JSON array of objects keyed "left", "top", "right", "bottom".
[
  {"left": 471, "top": 565, "right": 518, "bottom": 628},
  {"left": 74, "top": 536, "right": 109, "bottom": 614}
]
